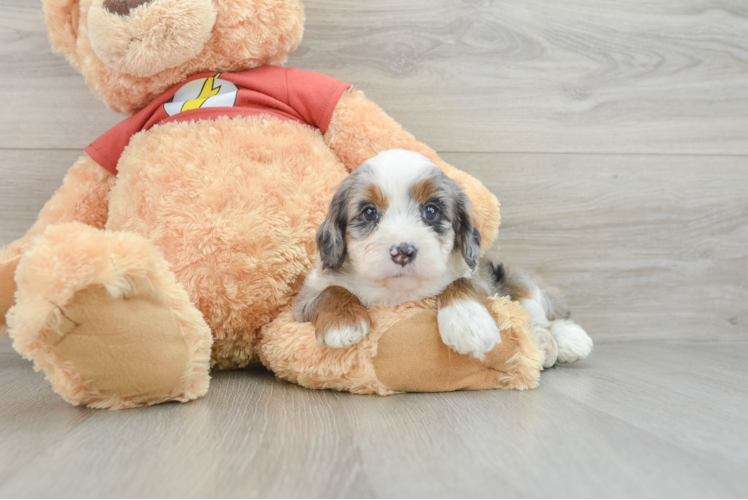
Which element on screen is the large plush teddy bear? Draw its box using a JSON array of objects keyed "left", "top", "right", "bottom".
[{"left": 0, "top": 0, "right": 542, "bottom": 409}]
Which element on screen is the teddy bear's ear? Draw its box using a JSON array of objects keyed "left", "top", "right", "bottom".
[{"left": 44, "top": 0, "right": 81, "bottom": 67}]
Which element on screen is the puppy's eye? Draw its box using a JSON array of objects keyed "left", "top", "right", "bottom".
[
  {"left": 423, "top": 204, "right": 440, "bottom": 222},
  {"left": 362, "top": 206, "right": 379, "bottom": 222}
]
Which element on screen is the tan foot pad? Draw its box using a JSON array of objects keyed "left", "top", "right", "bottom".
[
  {"left": 44, "top": 284, "right": 190, "bottom": 404},
  {"left": 374, "top": 310, "right": 521, "bottom": 392}
]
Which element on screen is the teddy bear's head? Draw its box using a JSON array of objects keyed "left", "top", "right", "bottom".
[{"left": 45, "top": 0, "right": 305, "bottom": 114}]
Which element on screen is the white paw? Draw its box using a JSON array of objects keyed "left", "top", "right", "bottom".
[
  {"left": 551, "top": 320, "right": 593, "bottom": 364},
  {"left": 533, "top": 326, "right": 558, "bottom": 369},
  {"left": 318, "top": 319, "right": 371, "bottom": 349},
  {"left": 438, "top": 300, "right": 502, "bottom": 360}
]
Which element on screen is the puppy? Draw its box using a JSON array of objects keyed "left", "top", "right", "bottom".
[{"left": 294, "top": 150, "right": 592, "bottom": 366}]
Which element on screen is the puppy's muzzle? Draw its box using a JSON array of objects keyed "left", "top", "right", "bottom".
[{"left": 390, "top": 243, "right": 417, "bottom": 266}]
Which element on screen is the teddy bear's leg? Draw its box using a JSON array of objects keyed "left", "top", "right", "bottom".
[
  {"left": 6, "top": 222, "right": 212, "bottom": 409},
  {"left": 1, "top": 156, "right": 114, "bottom": 336}
]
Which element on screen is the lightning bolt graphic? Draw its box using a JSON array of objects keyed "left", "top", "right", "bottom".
[{"left": 181, "top": 73, "right": 222, "bottom": 112}]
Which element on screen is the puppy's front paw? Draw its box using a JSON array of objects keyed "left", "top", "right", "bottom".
[
  {"left": 551, "top": 320, "right": 593, "bottom": 364},
  {"left": 438, "top": 300, "right": 502, "bottom": 360},
  {"left": 316, "top": 319, "right": 371, "bottom": 349}
]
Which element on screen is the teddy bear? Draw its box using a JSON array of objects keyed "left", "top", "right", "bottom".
[{"left": 0, "top": 0, "right": 543, "bottom": 409}]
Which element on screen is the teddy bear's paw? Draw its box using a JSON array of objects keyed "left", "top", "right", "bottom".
[
  {"left": 41, "top": 284, "right": 203, "bottom": 407},
  {"left": 7, "top": 223, "right": 213, "bottom": 409},
  {"left": 317, "top": 319, "right": 371, "bottom": 349},
  {"left": 551, "top": 320, "right": 593, "bottom": 364},
  {"left": 437, "top": 300, "right": 502, "bottom": 360},
  {"left": 532, "top": 325, "right": 559, "bottom": 369}
]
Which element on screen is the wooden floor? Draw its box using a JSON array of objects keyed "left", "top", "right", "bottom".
[
  {"left": 1, "top": 338, "right": 746, "bottom": 498},
  {"left": 1, "top": 0, "right": 747, "bottom": 497}
]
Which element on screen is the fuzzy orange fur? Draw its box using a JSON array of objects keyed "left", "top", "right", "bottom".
[
  {"left": 259, "top": 296, "right": 541, "bottom": 394},
  {"left": 106, "top": 115, "right": 349, "bottom": 369},
  {"left": 8, "top": 223, "right": 212, "bottom": 409},
  {"left": 45, "top": 0, "right": 306, "bottom": 113},
  {"left": 0, "top": 0, "right": 530, "bottom": 409},
  {"left": 87, "top": 0, "right": 218, "bottom": 78}
]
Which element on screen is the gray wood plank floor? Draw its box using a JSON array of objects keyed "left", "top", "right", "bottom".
[
  {"left": 1, "top": 0, "right": 747, "bottom": 497},
  {"left": 1, "top": 338, "right": 747, "bottom": 498}
]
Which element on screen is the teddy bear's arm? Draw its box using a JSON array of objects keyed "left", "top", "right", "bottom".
[
  {"left": 0, "top": 155, "right": 114, "bottom": 262},
  {"left": 323, "top": 89, "right": 500, "bottom": 252}
]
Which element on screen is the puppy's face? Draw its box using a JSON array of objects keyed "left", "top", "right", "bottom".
[{"left": 317, "top": 150, "right": 481, "bottom": 291}]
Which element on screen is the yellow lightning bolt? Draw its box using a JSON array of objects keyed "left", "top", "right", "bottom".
[{"left": 181, "top": 73, "right": 222, "bottom": 112}]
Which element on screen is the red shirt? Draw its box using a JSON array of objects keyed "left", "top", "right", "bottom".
[{"left": 85, "top": 66, "right": 351, "bottom": 175}]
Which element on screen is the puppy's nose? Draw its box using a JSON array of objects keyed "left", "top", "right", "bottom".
[
  {"left": 104, "top": 0, "right": 153, "bottom": 16},
  {"left": 390, "top": 243, "right": 417, "bottom": 266}
]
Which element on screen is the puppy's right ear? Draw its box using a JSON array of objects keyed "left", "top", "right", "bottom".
[
  {"left": 316, "top": 179, "right": 351, "bottom": 270},
  {"left": 453, "top": 191, "right": 482, "bottom": 271}
]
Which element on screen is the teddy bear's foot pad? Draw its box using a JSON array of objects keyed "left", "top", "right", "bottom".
[
  {"left": 7, "top": 223, "right": 213, "bottom": 409},
  {"left": 41, "top": 283, "right": 195, "bottom": 407}
]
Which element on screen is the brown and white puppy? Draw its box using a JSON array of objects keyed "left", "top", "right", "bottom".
[{"left": 294, "top": 150, "right": 592, "bottom": 365}]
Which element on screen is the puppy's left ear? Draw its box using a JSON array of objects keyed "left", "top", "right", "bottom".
[{"left": 453, "top": 192, "right": 481, "bottom": 270}]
